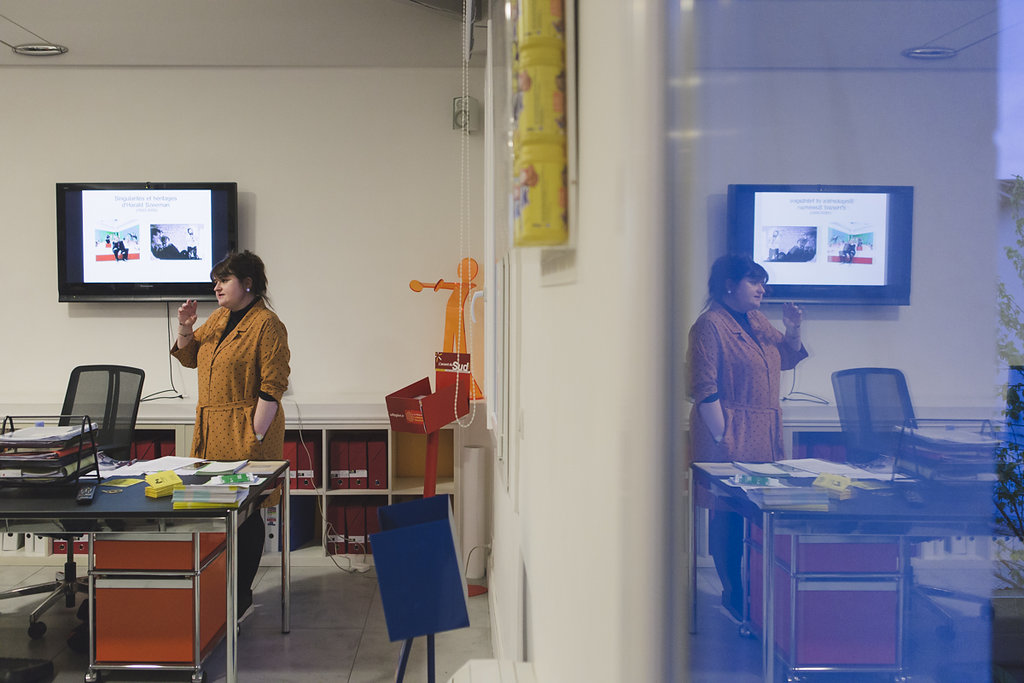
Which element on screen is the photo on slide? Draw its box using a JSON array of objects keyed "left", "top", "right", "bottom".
[
  {"left": 150, "top": 224, "right": 202, "bottom": 261},
  {"left": 93, "top": 225, "right": 140, "bottom": 263},
  {"left": 761, "top": 225, "right": 817, "bottom": 263},
  {"left": 827, "top": 226, "right": 875, "bottom": 265}
]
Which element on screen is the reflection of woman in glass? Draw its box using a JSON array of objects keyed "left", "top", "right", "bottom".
[{"left": 687, "top": 254, "right": 808, "bottom": 619}]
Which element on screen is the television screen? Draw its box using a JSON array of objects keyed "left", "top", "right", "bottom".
[
  {"left": 56, "top": 182, "right": 237, "bottom": 302},
  {"left": 727, "top": 184, "right": 913, "bottom": 305}
]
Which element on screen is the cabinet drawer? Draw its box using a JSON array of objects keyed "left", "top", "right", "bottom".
[{"left": 93, "top": 533, "right": 225, "bottom": 571}]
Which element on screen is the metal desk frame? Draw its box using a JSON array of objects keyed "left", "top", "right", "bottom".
[
  {"left": 0, "top": 460, "right": 290, "bottom": 683},
  {"left": 691, "top": 464, "right": 993, "bottom": 683}
]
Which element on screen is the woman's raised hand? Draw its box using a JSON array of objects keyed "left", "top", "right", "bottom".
[
  {"left": 178, "top": 299, "right": 198, "bottom": 331},
  {"left": 782, "top": 301, "right": 803, "bottom": 331}
]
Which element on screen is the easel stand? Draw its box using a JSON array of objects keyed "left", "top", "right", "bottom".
[
  {"left": 395, "top": 430, "right": 440, "bottom": 683},
  {"left": 396, "top": 633, "right": 436, "bottom": 683},
  {"left": 381, "top": 361, "right": 472, "bottom": 683}
]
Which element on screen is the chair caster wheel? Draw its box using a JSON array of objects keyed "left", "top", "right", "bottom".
[
  {"left": 84, "top": 670, "right": 100, "bottom": 682},
  {"left": 191, "top": 670, "right": 207, "bottom": 683},
  {"left": 27, "top": 621, "right": 46, "bottom": 639},
  {"left": 738, "top": 623, "right": 754, "bottom": 638}
]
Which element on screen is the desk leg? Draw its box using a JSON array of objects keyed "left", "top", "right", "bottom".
[
  {"left": 281, "top": 475, "right": 291, "bottom": 634},
  {"left": 762, "top": 510, "right": 774, "bottom": 683},
  {"left": 226, "top": 509, "right": 238, "bottom": 683},
  {"left": 193, "top": 532, "right": 202, "bottom": 677},
  {"left": 689, "top": 474, "right": 698, "bottom": 635},
  {"left": 897, "top": 536, "right": 908, "bottom": 678}
]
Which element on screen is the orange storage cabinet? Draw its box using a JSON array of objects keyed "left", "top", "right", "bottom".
[{"left": 92, "top": 533, "right": 227, "bottom": 664}]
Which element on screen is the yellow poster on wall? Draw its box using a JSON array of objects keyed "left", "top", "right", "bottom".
[{"left": 512, "top": 0, "right": 570, "bottom": 247}]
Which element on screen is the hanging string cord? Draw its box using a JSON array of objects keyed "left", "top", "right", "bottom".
[
  {"left": 142, "top": 302, "right": 185, "bottom": 401},
  {"left": 455, "top": 0, "right": 476, "bottom": 427}
]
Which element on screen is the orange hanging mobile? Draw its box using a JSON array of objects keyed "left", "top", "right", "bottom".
[{"left": 409, "top": 256, "right": 484, "bottom": 400}]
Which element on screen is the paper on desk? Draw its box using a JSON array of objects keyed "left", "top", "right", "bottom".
[
  {"left": 102, "top": 477, "right": 144, "bottom": 488},
  {"left": 734, "top": 461, "right": 817, "bottom": 478},
  {"left": 108, "top": 456, "right": 204, "bottom": 478},
  {"left": 736, "top": 462, "right": 795, "bottom": 477},
  {"left": 727, "top": 477, "right": 790, "bottom": 490},
  {"left": 776, "top": 458, "right": 901, "bottom": 481},
  {"left": 194, "top": 460, "right": 249, "bottom": 475},
  {"left": 241, "top": 460, "right": 285, "bottom": 474},
  {"left": 693, "top": 462, "right": 744, "bottom": 477},
  {"left": 0, "top": 422, "right": 97, "bottom": 442},
  {"left": 906, "top": 426, "right": 999, "bottom": 447},
  {"left": 198, "top": 473, "right": 263, "bottom": 486}
]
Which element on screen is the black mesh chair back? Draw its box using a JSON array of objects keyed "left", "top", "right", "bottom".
[
  {"left": 831, "top": 367, "right": 916, "bottom": 464},
  {"left": 0, "top": 365, "right": 145, "bottom": 640},
  {"left": 59, "top": 365, "right": 145, "bottom": 461}
]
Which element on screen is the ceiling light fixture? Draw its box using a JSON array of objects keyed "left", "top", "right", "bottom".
[
  {"left": 0, "top": 13, "right": 68, "bottom": 57},
  {"left": 12, "top": 43, "right": 68, "bottom": 56},
  {"left": 901, "top": 46, "right": 958, "bottom": 60},
  {"left": 901, "top": 8, "right": 1003, "bottom": 62}
]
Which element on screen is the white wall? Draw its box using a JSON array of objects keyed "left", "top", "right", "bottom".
[
  {"left": 0, "top": 66, "right": 484, "bottom": 407},
  {"left": 485, "top": 2, "right": 1003, "bottom": 682},
  {"left": 676, "top": 69, "right": 1001, "bottom": 414},
  {"left": 486, "top": 2, "right": 673, "bottom": 681}
]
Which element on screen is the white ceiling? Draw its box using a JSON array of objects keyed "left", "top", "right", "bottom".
[
  {"left": 691, "top": 0, "right": 1002, "bottom": 72},
  {"left": 0, "top": 0, "right": 1007, "bottom": 71},
  {"left": 0, "top": 0, "right": 484, "bottom": 68}
]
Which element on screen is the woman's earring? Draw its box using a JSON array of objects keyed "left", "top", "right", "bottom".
[{"left": 246, "top": 288, "right": 251, "bottom": 292}]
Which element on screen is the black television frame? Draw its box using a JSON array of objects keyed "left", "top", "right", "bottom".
[
  {"left": 727, "top": 184, "right": 914, "bottom": 305},
  {"left": 56, "top": 181, "right": 238, "bottom": 302}
]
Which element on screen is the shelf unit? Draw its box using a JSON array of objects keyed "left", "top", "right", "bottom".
[
  {"left": 279, "top": 424, "right": 460, "bottom": 565},
  {"left": 131, "top": 404, "right": 461, "bottom": 566},
  {"left": 0, "top": 403, "right": 466, "bottom": 566}
]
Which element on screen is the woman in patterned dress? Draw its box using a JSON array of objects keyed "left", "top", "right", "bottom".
[
  {"left": 688, "top": 253, "right": 807, "bottom": 620},
  {"left": 172, "top": 250, "right": 291, "bottom": 621}
]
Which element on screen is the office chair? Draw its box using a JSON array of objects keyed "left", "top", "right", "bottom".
[
  {"left": 831, "top": 367, "right": 917, "bottom": 464},
  {"left": 0, "top": 365, "right": 144, "bottom": 639},
  {"left": 833, "top": 367, "right": 995, "bottom": 640}
]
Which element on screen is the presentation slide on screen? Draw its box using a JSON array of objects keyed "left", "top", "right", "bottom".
[
  {"left": 752, "top": 191, "right": 889, "bottom": 287},
  {"left": 81, "top": 190, "right": 214, "bottom": 283}
]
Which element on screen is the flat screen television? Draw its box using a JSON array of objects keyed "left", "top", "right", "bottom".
[
  {"left": 56, "top": 182, "right": 238, "bottom": 302},
  {"left": 727, "top": 184, "right": 913, "bottom": 305}
]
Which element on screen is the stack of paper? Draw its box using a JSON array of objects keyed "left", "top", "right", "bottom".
[
  {"left": 0, "top": 454, "right": 96, "bottom": 480},
  {"left": 171, "top": 485, "right": 248, "bottom": 509},
  {"left": 0, "top": 422, "right": 97, "bottom": 445},
  {"left": 746, "top": 485, "right": 830, "bottom": 511},
  {"left": 194, "top": 460, "right": 248, "bottom": 476},
  {"left": 144, "top": 470, "right": 185, "bottom": 498}
]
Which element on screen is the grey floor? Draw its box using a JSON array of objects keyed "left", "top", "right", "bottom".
[{"left": 0, "top": 559, "right": 492, "bottom": 683}]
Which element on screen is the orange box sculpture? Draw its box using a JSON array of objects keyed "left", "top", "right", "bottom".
[{"left": 386, "top": 353, "right": 471, "bottom": 498}]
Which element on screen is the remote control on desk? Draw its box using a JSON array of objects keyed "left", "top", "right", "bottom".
[{"left": 76, "top": 484, "right": 96, "bottom": 505}]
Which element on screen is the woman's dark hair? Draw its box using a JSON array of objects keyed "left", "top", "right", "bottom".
[
  {"left": 707, "top": 254, "right": 768, "bottom": 305},
  {"left": 211, "top": 250, "right": 270, "bottom": 301}
]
